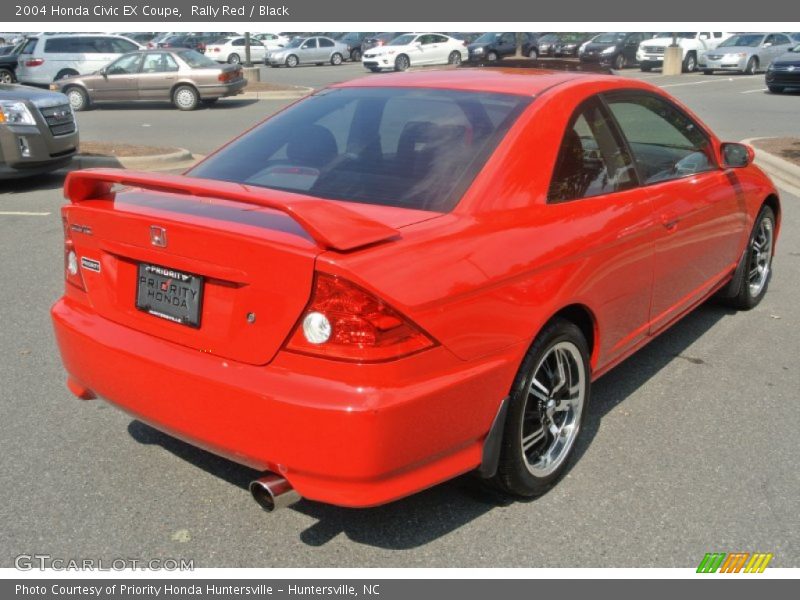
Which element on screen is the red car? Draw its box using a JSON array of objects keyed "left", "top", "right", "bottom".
[{"left": 52, "top": 68, "right": 780, "bottom": 511}]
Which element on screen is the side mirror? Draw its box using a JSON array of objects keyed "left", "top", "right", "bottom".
[
  {"left": 100, "top": 67, "right": 108, "bottom": 78},
  {"left": 720, "top": 142, "right": 754, "bottom": 168},
  {"left": 763, "top": 42, "right": 772, "bottom": 48}
]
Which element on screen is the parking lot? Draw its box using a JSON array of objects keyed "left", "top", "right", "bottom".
[{"left": 1, "top": 62, "right": 799, "bottom": 568}]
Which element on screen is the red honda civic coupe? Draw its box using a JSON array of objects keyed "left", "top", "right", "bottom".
[{"left": 52, "top": 68, "right": 779, "bottom": 511}]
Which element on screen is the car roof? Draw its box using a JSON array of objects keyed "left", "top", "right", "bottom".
[{"left": 334, "top": 68, "right": 616, "bottom": 97}]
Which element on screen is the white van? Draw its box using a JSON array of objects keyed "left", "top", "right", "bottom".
[{"left": 15, "top": 34, "right": 142, "bottom": 85}]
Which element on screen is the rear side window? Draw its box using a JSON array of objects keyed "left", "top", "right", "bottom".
[
  {"left": 189, "top": 87, "right": 530, "bottom": 212},
  {"left": 319, "top": 38, "right": 335, "bottom": 48},
  {"left": 605, "top": 93, "right": 715, "bottom": 184},
  {"left": 548, "top": 99, "right": 638, "bottom": 203},
  {"left": 20, "top": 38, "right": 38, "bottom": 54}
]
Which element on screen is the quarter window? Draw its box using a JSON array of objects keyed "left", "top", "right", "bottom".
[
  {"left": 605, "top": 93, "right": 715, "bottom": 185},
  {"left": 548, "top": 99, "right": 638, "bottom": 203}
]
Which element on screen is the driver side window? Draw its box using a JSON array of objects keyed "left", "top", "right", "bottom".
[
  {"left": 605, "top": 93, "right": 715, "bottom": 185},
  {"left": 107, "top": 53, "right": 142, "bottom": 75}
]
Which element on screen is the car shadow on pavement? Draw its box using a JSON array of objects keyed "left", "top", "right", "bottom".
[
  {"left": 0, "top": 172, "right": 67, "bottom": 194},
  {"left": 81, "top": 99, "right": 260, "bottom": 111},
  {"left": 127, "top": 301, "right": 733, "bottom": 550}
]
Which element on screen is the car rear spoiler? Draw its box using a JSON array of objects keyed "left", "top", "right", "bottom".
[
  {"left": 64, "top": 168, "right": 400, "bottom": 252},
  {"left": 459, "top": 59, "right": 613, "bottom": 74}
]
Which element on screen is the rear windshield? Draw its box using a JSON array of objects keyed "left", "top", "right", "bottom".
[
  {"left": 177, "top": 50, "right": 218, "bottom": 68},
  {"left": 189, "top": 87, "right": 530, "bottom": 212}
]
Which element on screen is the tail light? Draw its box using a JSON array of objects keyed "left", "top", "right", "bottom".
[
  {"left": 218, "top": 70, "right": 238, "bottom": 82},
  {"left": 212, "top": 47, "right": 220, "bottom": 52},
  {"left": 285, "top": 273, "right": 435, "bottom": 362},
  {"left": 24, "top": 58, "right": 44, "bottom": 67},
  {"left": 62, "top": 217, "right": 85, "bottom": 291}
]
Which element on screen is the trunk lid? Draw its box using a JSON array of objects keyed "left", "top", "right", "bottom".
[{"left": 62, "top": 169, "right": 415, "bottom": 366}]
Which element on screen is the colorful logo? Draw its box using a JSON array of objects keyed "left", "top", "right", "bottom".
[{"left": 697, "top": 552, "right": 773, "bottom": 573}]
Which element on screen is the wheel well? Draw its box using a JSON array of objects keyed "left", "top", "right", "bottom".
[
  {"left": 764, "top": 193, "right": 781, "bottom": 230},
  {"left": 55, "top": 69, "right": 78, "bottom": 80},
  {"left": 171, "top": 82, "right": 198, "bottom": 98},
  {"left": 549, "top": 304, "right": 597, "bottom": 361}
]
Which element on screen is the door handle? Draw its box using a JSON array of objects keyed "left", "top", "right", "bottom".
[{"left": 660, "top": 213, "right": 680, "bottom": 231}]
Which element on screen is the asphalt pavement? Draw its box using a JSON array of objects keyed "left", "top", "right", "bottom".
[{"left": 0, "top": 63, "right": 798, "bottom": 568}]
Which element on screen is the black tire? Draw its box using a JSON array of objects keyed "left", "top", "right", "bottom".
[
  {"left": 351, "top": 48, "right": 362, "bottom": 62},
  {"left": 613, "top": 53, "right": 625, "bottom": 70},
  {"left": 768, "top": 85, "right": 784, "bottom": 94},
  {"left": 65, "top": 86, "right": 90, "bottom": 112},
  {"left": 641, "top": 63, "right": 652, "bottom": 72},
  {"left": 55, "top": 69, "right": 78, "bottom": 81},
  {"left": 286, "top": 54, "right": 299, "bottom": 68},
  {"left": 0, "top": 68, "right": 15, "bottom": 84},
  {"left": 682, "top": 51, "right": 697, "bottom": 73},
  {"left": 227, "top": 53, "right": 241, "bottom": 65},
  {"left": 368, "top": 67, "right": 382, "bottom": 73},
  {"left": 744, "top": 56, "right": 758, "bottom": 75},
  {"left": 394, "top": 54, "right": 410, "bottom": 72},
  {"left": 486, "top": 51, "right": 499, "bottom": 62},
  {"left": 448, "top": 51, "right": 462, "bottom": 65},
  {"left": 172, "top": 85, "right": 199, "bottom": 111},
  {"left": 722, "top": 206, "right": 776, "bottom": 310},
  {"left": 528, "top": 48, "right": 538, "bottom": 59},
  {"left": 491, "top": 318, "right": 591, "bottom": 498},
  {"left": 330, "top": 53, "right": 343, "bottom": 66}
]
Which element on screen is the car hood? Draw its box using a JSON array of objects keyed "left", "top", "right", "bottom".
[
  {"left": 584, "top": 42, "right": 618, "bottom": 51},
  {"left": 364, "top": 45, "right": 406, "bottom": 55},
  {"left": 706, "top": 46, "right": 756, "bottom": 54},
  {"left": 644, "top": 37, "right": 693, "bottom": 46},
  {"left": 0, "top": 83, "right": 69, "bottom": 107},
  {"left": 772, "top": 52, "right": 800, "bottom": 66}
]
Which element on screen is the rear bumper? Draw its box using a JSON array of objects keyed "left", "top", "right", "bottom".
[
  {"left": 197, "top": 79, "right": 247, "bottom": 99},
  {"left": 51, "top": 296, "right": 518, "bottom": 507}
]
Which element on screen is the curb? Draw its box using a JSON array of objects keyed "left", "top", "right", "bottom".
[
  {"left": 742, "top": 137, "right": 800, "bottom": 193},
  {"left": 234, "top": 85, "right": 313, "bottom": 100},
  {"left": 63, "top": 148, "right": 203, "bottom": 173}
]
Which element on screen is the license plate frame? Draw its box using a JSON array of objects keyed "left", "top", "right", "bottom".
[{"left": 135, "top": 263, "right": 204, "bottom": 328}]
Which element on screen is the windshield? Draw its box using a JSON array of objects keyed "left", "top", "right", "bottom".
[
  {"left": 593, "top": 33, "right": 626, "bottom": 43},
  {"left": 285, "top": 38, "right": 304, "bottom": 48},
  {"left": 654, "top": 32, "right": 697, "bottom": 39},
  {"left": 539, "top": 34, "right": 558, "bottom": 43},
  {"left": 388, "top": 34, "right": 417, "bottom": 46},
  {"left": 719, "top": 34, "right": 764, "bottom": 47},
  {"left": 189, "top": 88, "right": 530, "bottom": 213},
  {"left": 473, "top": 33, "right": 501, "bottom": 44},
  {"left": 558, "top": 34, "right": 586, "bottom": 43},
  {"left": 790, "top": 44, "right": 800, "bottom": 52},
  {"left": 177, "top": 50, "right": 218, "bottom": 68}
]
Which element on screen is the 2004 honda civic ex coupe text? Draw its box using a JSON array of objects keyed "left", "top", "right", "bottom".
[{"left": 51, "top": 68, "right": 780, "bottom": 511}]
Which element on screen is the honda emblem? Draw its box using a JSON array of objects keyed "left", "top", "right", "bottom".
[{"left": 150, "top": 226, "right": 167, "bottom": 247}]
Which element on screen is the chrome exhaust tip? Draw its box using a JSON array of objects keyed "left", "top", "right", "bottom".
[{"left": 249, "top": 473, "right": 300, "bottom": 512}]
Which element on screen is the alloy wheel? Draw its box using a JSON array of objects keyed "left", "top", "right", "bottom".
[
  {"left": 748, "top": 215, "right": 773, "bottom": 297},
  {"left": 521, "top": 341, "right": 586, "bottom": 477}
]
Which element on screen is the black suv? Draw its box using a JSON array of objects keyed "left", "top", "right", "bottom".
[
  {"left": 0, "top": 40, "right": 22, "bottom": 83},
  {"left": 467, "top": 32, "right": 540, "bottom": 61},
  {"left": 579, "top": 32, "right": 651, "bottom": 69}
]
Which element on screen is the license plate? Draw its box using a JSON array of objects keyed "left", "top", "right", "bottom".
[{"left": 136, "top": 263, "right": 203, "bottom": 328}]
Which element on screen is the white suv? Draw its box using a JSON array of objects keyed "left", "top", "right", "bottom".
[
  {"left": 637, "top": 32, "right": 731, "bottom": 73},
  {"left": 15, "top": 34, "right": 142, "bottom": 85}
]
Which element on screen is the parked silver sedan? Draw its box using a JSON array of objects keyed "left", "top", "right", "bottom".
[
  {"left": 265, "top": 36, "right": 349, "bottom": 67},
  {"left": 700, "top": 32, "right": 794, "bottom": 74}
]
